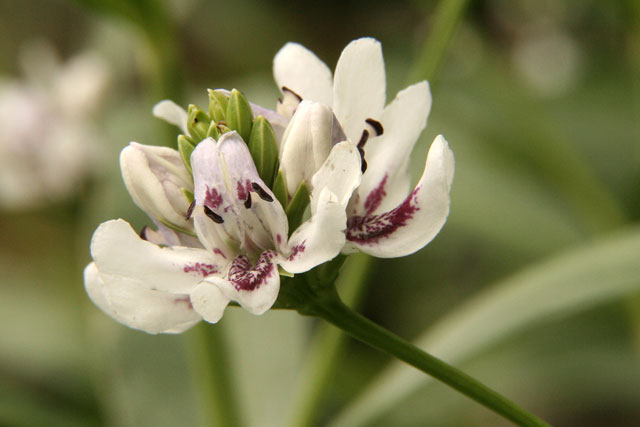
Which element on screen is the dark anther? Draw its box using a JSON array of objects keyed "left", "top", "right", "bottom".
[
  {"left": 360, "top": 156, "right": 368, "bottom": 173},
  {"left": 251, "top": 182, "right": 274, "bottom": 202},
  {"left": 365, "top": 118, "right": 384, "bottom": 136},
  {"left": 204, "top": 206, "right": 224, "bottom": 223},
  {"left": 357, "top": 130, "right": 370, "bottom": 173},
  {"left": 282, "top": 86, "right": 303, "bottom": 102},
  {"left": 244, "top": 192, "right": 252, "bottom": 209},
  {"left": 185, "top": 200, "right": 196, "bottom": 220},
  {"left": 139, "top": 226, "right": 149, "bottom": 241},
  {"left": 357, "top": 129, "right": 370, "bottom": 149}
]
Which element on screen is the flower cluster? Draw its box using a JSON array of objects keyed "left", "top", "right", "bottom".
[{"left": 85, "top": 38, "right": 454, "bottom": 334}]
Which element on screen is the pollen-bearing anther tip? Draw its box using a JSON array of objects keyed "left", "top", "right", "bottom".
[
  {"left": 251, "top": 182, "right": 274, "bottom": 202},
  {"left": 204, "top": 206, "right": 224, "bottom": 223},
  {"left": 365, "top": 118, "right": 384, "bottom": 136}
]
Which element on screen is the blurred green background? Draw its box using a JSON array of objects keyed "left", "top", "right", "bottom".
[{"left": 1, "top": 0, "right": 639, "bottom": 426}]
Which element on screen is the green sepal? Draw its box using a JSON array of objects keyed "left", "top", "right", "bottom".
[
  {"left": 187, "top": 104, "right": 211, "bottom": 142},
  {"left": 207, "top": 121, "right": 221, "bottom": 140},
  {"left": 180, "top": 134, "right": 197, "bottom": 146},
  {"left": 208, "top": 89, "right": 229, "bottom": 122},
  {"left": 286, "top": 181, "right": 310, "bottom": 235},
  {"left": 278, "top": 265, "right": 294, "bottom": 278},
  {"left": 178, "top": 135, "right": 196, "bottom": 174},
  {"left": 182, "top": 188, "right": 194, "bottom": 203},
  {"left": 217, "top": 124, "right": 232, "bottom": 135},
  {"left": 226, "top": 89, "right": 253, "bottom": 142},
  {"left": 272, "top": 171, "right": 288, "bottom": 209},
  {"left": 159, "top": 219, "right": 197, "bottom": 237},
  {"left": 248, "top": 115, "right": 279, "bottom": 187}
]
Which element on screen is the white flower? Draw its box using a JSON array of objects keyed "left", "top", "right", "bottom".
[
  {"left": 273, "top": 37, "right": 455, "bottom": 258},
  {"left": 0, "top": 41, "right": 108, "bottom": 209},
  {"left": 85, "top": 131, "right": 361, "bottom": 334}
]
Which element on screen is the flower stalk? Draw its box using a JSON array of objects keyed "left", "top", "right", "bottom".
[
  {"left": 187, "top": 323, "right": 243, "bottom": 427},
  {"left": 279, "top": 267, "right": 550, "bottom": 427}
]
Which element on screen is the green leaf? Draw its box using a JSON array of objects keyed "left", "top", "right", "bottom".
[
  {"left": 286, "top": 182, "right": 310, "bottom": 234},
  {"left": 208, "top": 89, "right": 229, "bottom": 123},
  {"left": 248, "top": 116, "right": 279, "bottom": 187},
  {"left": 272, "top": 171, "right": 288, "bottom": 208},
  {"left": 226, "top": 89, "right": 253, "bottom": 142},
  {"left": 187, "top": 104, "right": 211, "bottom": 142},
  {"left": 330, "top": 227, "right": 640, "bottom": 427},
  {"left": 177, "top": 135, "right": 195, "bottom": 174}
]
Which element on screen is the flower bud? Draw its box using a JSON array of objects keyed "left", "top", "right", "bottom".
[
  {"left": 248, "top": 115, "right": 279, "bottom": 187},
  {"left": 177, "top": 135, "right": 195, "bottom": 173},
  {"left": 279, "top": 100, "right": 346, "bottom": 196},
  {"left": 120, "top": 142, "right": 194, "bottom": 233},
  {"left": 225, "top": 89, "right": 253, "bottom": 142},
  {"left": 187, "top": 104, "right": 211, "bottom": 142},
  {"left": 208, "top": 89, "right": 229, "bottom": 122}
]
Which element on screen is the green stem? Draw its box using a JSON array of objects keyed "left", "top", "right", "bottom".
[
  {"left": 315, "top": 297, "right": 548, "bottom": 427},
  {"left": 283, "top": 276, "right": 549, "bottom": 427},
  {"left": 408, "top": 0, "right": 471, "bottom": 83},
  {"left": 186, "top": 323, "right": 243, "bottom": 427},
  {"left": 287, "top": 253, "right": 373, "bottom": 427}
]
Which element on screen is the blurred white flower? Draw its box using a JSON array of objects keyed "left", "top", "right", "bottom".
[{"left": 0, "top": 41, "right": 109, "bottom": 209}]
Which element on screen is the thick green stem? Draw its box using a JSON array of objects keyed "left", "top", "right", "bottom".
[
  {"left": 282, "top": 275, "right": 549, "bottom": 427},
  {"left": 186, "top": 323, "right": 243, "bottom": 427},
  {"left": 287, "top": 253, "right": 373, "bottom": 427},
  {"left": 313, "top": 296, "right": 549, "bottom": 427}
]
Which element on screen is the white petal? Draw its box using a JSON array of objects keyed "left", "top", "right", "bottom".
[
  {"left": 192, "top": 134, "right": 288, "bottom": 255},
  {"left": 206, "top": 252, "right": 280, "bottom": 315},
  {"left": 345, "top": 136, "right": 454, "bottom": 257},
  {"left": 91, "top": 219, "right": 224, "bottom": 294},
  {"left": 84, "top": 262, "right": 201, "bottom": 334},
  {"left": 120, "top": 142, "right": 194, "bottom": 231},
  {"left": 357, "top": 81, "right": 432, "bottom": 215},
  {"left": 279, "top": 188, "right": 347, "bottom": 274},
  {"left": 333, "top": 38, "right": 386, "bottom": 142},
  {"left": 190, "top": 282, "right": 231, "bottom": 323},
  {"left": 273, "top": 42, "right": 333, "bottom": 106},
  {"left": 84, "top": 262, "right": 110, "bottom": 313},
  {"left": 152, "top": 100, "right": 189, "bottom": 135},
  {"left": 279, "top": 101, "right": 337, "bottom": 195},
  {"left": 310, "top": 141, "right": 362, "bottom": 213}
]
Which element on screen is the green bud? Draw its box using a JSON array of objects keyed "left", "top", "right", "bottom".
[
  {"left": 187, "top": 104, "right": 211, "bottom": 142},
  {"left": 208, "top": 89, "right": 229, "bottom": 122},
  {"left": 248, "top": 116, "right": 279, "bottom": 187},
  {"left": 286, "top": 181, "right": 310, "bottom": 235},
  {"left": 272, "top": 171, "right": 288, "bottom": 209},
  {"left": 178, "top": 135, "right": 196, "bottom": 174},
  {"left": 207, "top": 121, "right": 220, "bottom": 140},
  {"left": 226, "top": 89, "right": 253, "bottom": 142}
]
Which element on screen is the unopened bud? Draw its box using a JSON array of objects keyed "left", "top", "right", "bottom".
[
  {"left": 208, "top": 89, "right": 229, "bottom": 122},
  {"left": 279, "top": 100, "right": 346, "bottom": 196},
  {"left": 187, "top": 104, "right": 210, "bottom": 142},
  {"left": 120, "top": 142, "right": 194, "bottom": 233},
  {"left": 226, "top": 89, "right": 253, "bottom": 142},
  {"left": 248, "top": 116, "right": 279, "bottom": 187}
]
